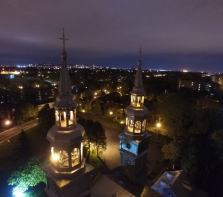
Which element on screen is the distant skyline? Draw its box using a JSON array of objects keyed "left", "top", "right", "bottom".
[{"left": 1, "top": 1, "right": 223, "bottom": 72}]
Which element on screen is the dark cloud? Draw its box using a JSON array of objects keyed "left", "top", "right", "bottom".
[{"left": 0, "top": 0, "right": 223, "bottom": 71}]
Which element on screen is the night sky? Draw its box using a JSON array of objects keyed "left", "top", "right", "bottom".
[{"left": 1, "top": 0, "right": 223, "bottom": 72}]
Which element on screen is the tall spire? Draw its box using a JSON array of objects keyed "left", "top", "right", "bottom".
[
  {"left": 59, "top": 28, "right": 69, "bottom": 57},
  {"left": 58, "top": 29, "right": 72, "bottom": 93},
  {"left": 132, "top": 47, "right": 144, "bottom": 94},
  {"left": 138, "top": 46, "right": 142, "bottom": 61}
]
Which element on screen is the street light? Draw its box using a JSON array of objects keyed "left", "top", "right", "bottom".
[
  {"left": 120, "top": 120, "right": 125, "bottom": 124},
  {"left": 156, "top": 122, "right": 161, "bottom": 128},
  {"left": 12, "top": 187, "right": 24, "bottom": 197},
  {"left": 5, "top": 120, "right": 11, "bottom": 126}
]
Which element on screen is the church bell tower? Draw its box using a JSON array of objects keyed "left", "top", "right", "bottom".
[
  {"left": 43, "top": 30, "right": 92, "bottom": 197},
  {"left": 118, "top": 48, "right": 151, "bottom": 183}
]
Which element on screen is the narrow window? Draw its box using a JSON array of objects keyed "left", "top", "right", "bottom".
[{"left": 71, "top": 148, "right": 80, "bottom": 167}]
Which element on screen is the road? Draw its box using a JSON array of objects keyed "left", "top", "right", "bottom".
[{"left": 0, "top": 119, "right": 39, "bottom": 143}]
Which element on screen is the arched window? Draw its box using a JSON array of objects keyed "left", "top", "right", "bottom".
[
  {"left": 55, "top": 110, "right": 59, "bottom": 126},
  {"left": 131, "top": 95, "right": 137, "bottom": 106},
  {"left": 137, "top": 96, "right": 141, "bottom": 107},
  {"left": 67, "top": 110, "right": 74, "bottom": 126},
  {"left": 51, "top": 147, "right": 59, "bottom": 165},
  {"left": 50, "top": 148, "right": 69, "bottom": 168},
  {"left": 142, "top": 119, "right": 146, "bottom": 132},
  {"left": 60, "top": 111, "right": 67, "bottom": 127},
  {"left": 135, "top": 121, "right": 141, "bottom": 133},
  {"left": 71, "top": 148, "right": 80, "bottom": 167},
  {"left": 73, "top": 109, "right": 76, "bottom": 124},
  {"left": 58, "top": 150, "right": 69, "bottom": 168},
  {"left": 127, "top": 119, "right": 133, "bottom": 132},
  {"left": 142, "top": 96, "right": 144, "bottom": 105}
]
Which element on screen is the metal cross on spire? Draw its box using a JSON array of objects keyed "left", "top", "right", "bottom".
[
  {"left": 58, "top": 29, "right": 69, "bottom": 52},
  {"left": 138, "top": 46, "right": 142, "bottom": 60}
]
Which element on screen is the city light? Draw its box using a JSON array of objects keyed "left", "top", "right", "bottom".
[
  {"left": 51, "top": 147, "right": 60, "bottom": 161},
  {"left": 156, "top": 122, "right": 161, "bottom": 128},
  {"left": 109, "top": 111, "right": 113, "bottom": 115},
  {"left": 52, "top": 153, "right": 60, "bottom": 161},
  {"left": 5, "top": 119, "right": 11, "bottom": 126}
]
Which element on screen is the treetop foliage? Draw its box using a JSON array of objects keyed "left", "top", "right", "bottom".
[
  {"left": 8, "top": 157, "right": 46, "bottom": 193},
  {"left": 78, "top": 119, "right": 107, "bottom": 156}
]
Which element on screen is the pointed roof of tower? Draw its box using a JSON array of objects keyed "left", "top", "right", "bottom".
[
  {"left": 53, "top": 30, "right": 76, "bottom": 109},
  {"left": 131, "top": 47, "right": 145, "bottom": 95},
  {"left": 58, "top": 29, "right": 72, "bottom": 93}
]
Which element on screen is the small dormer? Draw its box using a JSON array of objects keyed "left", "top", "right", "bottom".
[
  {"left": 55, "top": 109, "right": 76, "bottom": 127},
  {"left": 131, "top": 95, "right": 144, "bottom": 107}
]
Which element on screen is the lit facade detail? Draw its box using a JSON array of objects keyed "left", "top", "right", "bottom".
[
  {"left": 55, "top": 109, "right": 76, "bottom": 127},
  {"left": 131, "top": 95, "right": 144, "bottom": 107}
]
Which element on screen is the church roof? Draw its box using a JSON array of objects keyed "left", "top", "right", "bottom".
[
  {"left": 130, "top": 48, "right": 145, "bottom": 95},
  {"left": 151, "top": 170, "right": 209, "bottom": 197},
  {"left": 58, "top": 29, "right": 72, "bottom": 93},
  {"left": 134, "top": 60, "right": 143, "bottom": 88},
  {"left": 58, "top": 57, "right": 72, "bottom": 93},
  {"left": 91, "top": 174, "right": 135, "bottom": 197}
]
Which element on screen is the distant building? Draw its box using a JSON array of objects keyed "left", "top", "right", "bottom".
[
  {"left": 178, "top": 79, "right": 212, "bottom": 92},
  {"left": 0, "top": 74, "right": 12, "bottom": 86},
  {"left": 211, "top": 74, "right": 223, "bottom": 85}
]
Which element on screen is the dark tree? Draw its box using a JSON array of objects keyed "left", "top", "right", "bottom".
[
  {"left": 181, "top": 136, "right": 216, "bottom": 188},
  {"left": 162, "top": 141, "right": 181, "bottom": 167},
  {"left": 91, "top": 121, "right": 107, "bottom": 156},
  {"left": 37, "top": 104, "right": 50, "bottom": 118},
  {"left": 92, "top": 99, "right": 102, "bottom": 116},
  {"left": 156, "top": 93, "right": 195, "bottom": 141},
  {"left": 38, "top": 105, "right": 55, "bottom": 135},
  {"left": 8, "top": 157, "right": 46, "bottom": 193},
  {"left": 17, "top": 102, "right": 38, "bottom": 122},
  {"left": 211, "top": 129, "right": 223, "bottom": 149},
  {"left": 13, "top": 129, "right": 32, "bottom": 161},
  {"left": 83, "top": 119, "right": 94, "bottom": 151}
]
